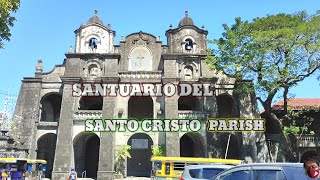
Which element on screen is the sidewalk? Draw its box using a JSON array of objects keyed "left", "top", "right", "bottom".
[
  {"left": 115, "top": 177, "right": 151, "bottom": 180},
  {"left": 77, "top": 176, "right": 151, "bottom": 180},
  {"left": 76, "top": 177, "right": 151, "bottom": 180}
]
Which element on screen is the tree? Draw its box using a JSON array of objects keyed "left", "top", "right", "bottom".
[
  {"left": 206, "top": 11, "right": 320, "bottom": 160},
  {"left": 114, "top": 145, "right": 131, "bottom": 177},
  {"left": 0, "top": 0, "right": 20, "bottom": 49}
]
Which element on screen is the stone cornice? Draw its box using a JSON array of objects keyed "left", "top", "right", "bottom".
[
  {"left": 162, "top": 77, "right": 181, "bottom": 82},
  {"left": 199, "top": 77, "right": 219, "bottom": 83},
  {"left": 65, "top": 53, "right": 121, "bottom": 59},
  {"left": 101, "top": 76, "right": 120, "bottom": 83},
  {"left": 74, "top": 23, "right": 116, "bottom": 36},
  {"left": 60, "top": 76, "right": 82, "bottom": 83},
  {"left": 22, "top": 77, "right": 42, "bottom": 83},
  {"left": 165, "top": 25, "right": 208, "bottom": 36},
  {"left": 161, "top": 53, "right": 207, "bottom": 60}
]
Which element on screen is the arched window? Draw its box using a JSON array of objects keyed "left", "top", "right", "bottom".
[
  {"left": 40, "top": 93, "right": 62, "bottom": 122},
  {"left": 217, "top": 94, "right": 235, "bottom": 118},
  {"left": 79, "top": 96, "right": 103, "bottom": 110},
  {"left": 185, "top": 38, "right": 193, "bottom": 51},
  {"left": 89, "top": 38, "right": 98, "bottom": 50},
  {"left": 178, "top": 96, "right": 201, "bottom": 111},
  {"left": 129, "top": 47, "right": 152, "bottom": 71}
]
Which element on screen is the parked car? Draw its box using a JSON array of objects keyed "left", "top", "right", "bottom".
[
  {"left": 210, "top": 163, "right": 314, "bottom": 180},
  {"left": 180, "top": 164, "right": 234, "bottom": 180}
]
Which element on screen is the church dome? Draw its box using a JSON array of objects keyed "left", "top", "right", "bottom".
[
  {"left": 87, "top": 10, "right": 104, "bottom": 26},
  {"left": 178, "top": 11, "right": 194, "bottom": 27}
]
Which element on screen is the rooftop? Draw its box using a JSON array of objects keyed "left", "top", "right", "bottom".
[
  {"left": 86, "top": 10, "right": 104, "bottom": 26},
  {"left": 272, "top": 98, "right": 320, "bottom": 110},
  {"left": 178, "top": 11, "right": 195, "bottom": 27}
]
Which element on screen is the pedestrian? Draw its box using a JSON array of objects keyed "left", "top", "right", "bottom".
[
  {"left": 68, "top": 168, "right": 77, "bottom": 180},
  {"left": 1, "top": 170, "right": 8, "bottom": 180},
  {"left": 303, "top": 155, "right": 320, "bottom": 178}
]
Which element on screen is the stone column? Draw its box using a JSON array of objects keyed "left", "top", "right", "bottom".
[
  {"left": 164, "top": 93, "right": 179, "bottom": 157},
  {"left": 97, "top": 94, "right": 117, "bottom": 180},
  {"left": 198, "top": 78, "right": 218, "bottom": 158},
  {"left": 96, "top": 57, "right": 119, "bottom": 180},
  {"left": 52, "top": 77, "right": 80, "bottom": 180},
  {"left": 12, "top": 77, "right": 42, "bottom": 159},
  {"left": 204, "top": 95, "right": 219, "bottom": 158},
  {"left": 163, "top": 58, "right": 180, "bottom": 157}
]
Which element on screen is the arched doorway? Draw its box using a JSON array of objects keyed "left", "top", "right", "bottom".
[
  {"left": 180, "top": 132, "right": 205, "bottom": 157},
  {"left": 37, "top": 133, "right": 57, "bottom": 178},
  {"left": 218, "top": 133, "right": 240, "bottom": 159},
  {"left": 127, "top": 133, "right": 153, "bottom": 177},
  {"left": 73, "top": 132, "right": 100, "bottom": 179},
  {"left": 128, "top": 96, "right": 153, "bottom": 120}
]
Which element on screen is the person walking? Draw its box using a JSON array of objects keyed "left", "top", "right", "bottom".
[{"left": 68, "top": 168, "right": 77, "bottom": 180}]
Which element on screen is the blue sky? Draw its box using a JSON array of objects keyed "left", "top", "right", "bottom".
[{"left": 1, "top": 0, "right": 320, "bottom": 114}]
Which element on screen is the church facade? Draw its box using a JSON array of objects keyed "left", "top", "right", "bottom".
[{"left": 12, "top": 11, "right": 269, "bottom": 180}]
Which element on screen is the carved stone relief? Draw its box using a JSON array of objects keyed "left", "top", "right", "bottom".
[{"left": 83, "top": 61, "right": 102, "bottom": 79}]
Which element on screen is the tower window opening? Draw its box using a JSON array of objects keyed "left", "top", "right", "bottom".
[
  {"left": 184, "top": 66, "right": 193, "bottom": 80},
  {"left": 185, "top": 39, "right": 193, "bottom": 51},
  {"left": 89, "top": 38, "right": 98, "bottom": 49}
]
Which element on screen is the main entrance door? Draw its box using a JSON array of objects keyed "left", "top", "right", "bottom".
[{"left": 127, "top": 133, "right": 153, "bottom": 177}]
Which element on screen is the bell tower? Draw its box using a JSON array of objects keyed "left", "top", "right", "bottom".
[
  {"left": 74, "top": 10, "right": 116, "bottom": 53},
  {"left": 165, "top": 11, "right": 208, "bottom": 54}
]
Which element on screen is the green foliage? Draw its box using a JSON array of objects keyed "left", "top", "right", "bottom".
[
  {"left": 206, "top": 11, "right": 320, "bottom": 101},
  {"left": 283, "top": 107, "right": 316, "bottom": 135},
  {"left": 114, "top": 145, "right": 131, "bottom": 163},
  {"left": 283, "top": 125, "right": 300, "bottom": 135},
  {"left": 0, "top": 0, "right": 20, "bottom": 49},
  {"left": 114, "top": 145, "right": 131, "bottom": 175},
  {"left": 152, "top": 145, "right": 165, "bottom": 157}
]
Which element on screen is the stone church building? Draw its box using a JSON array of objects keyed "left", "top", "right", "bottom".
[{"left": 12, "top": 11, "right": 268, "bottom": 180}]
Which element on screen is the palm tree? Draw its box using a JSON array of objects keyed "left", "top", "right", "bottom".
[
  {"left": 152, "top": 145, "right": 165, "bottom": 157},
  {"left": 114, "top": 145, "right": 131, "bottom": 177}
]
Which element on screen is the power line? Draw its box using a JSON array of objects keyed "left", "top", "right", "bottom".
[{"left": 0, "top": 91, "right": 17, "bottom": 96}]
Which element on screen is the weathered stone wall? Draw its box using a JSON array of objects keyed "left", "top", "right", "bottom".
[{"left": 12, "top": 77, "right": 42, "bottom": 159}]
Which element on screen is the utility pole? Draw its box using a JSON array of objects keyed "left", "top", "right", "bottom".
[
  {"left": 225, "top": 134, "right": 231, "bottom": 159},
  {"left": 0, "top": 89, "right": 17, "bottom": 133}
]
